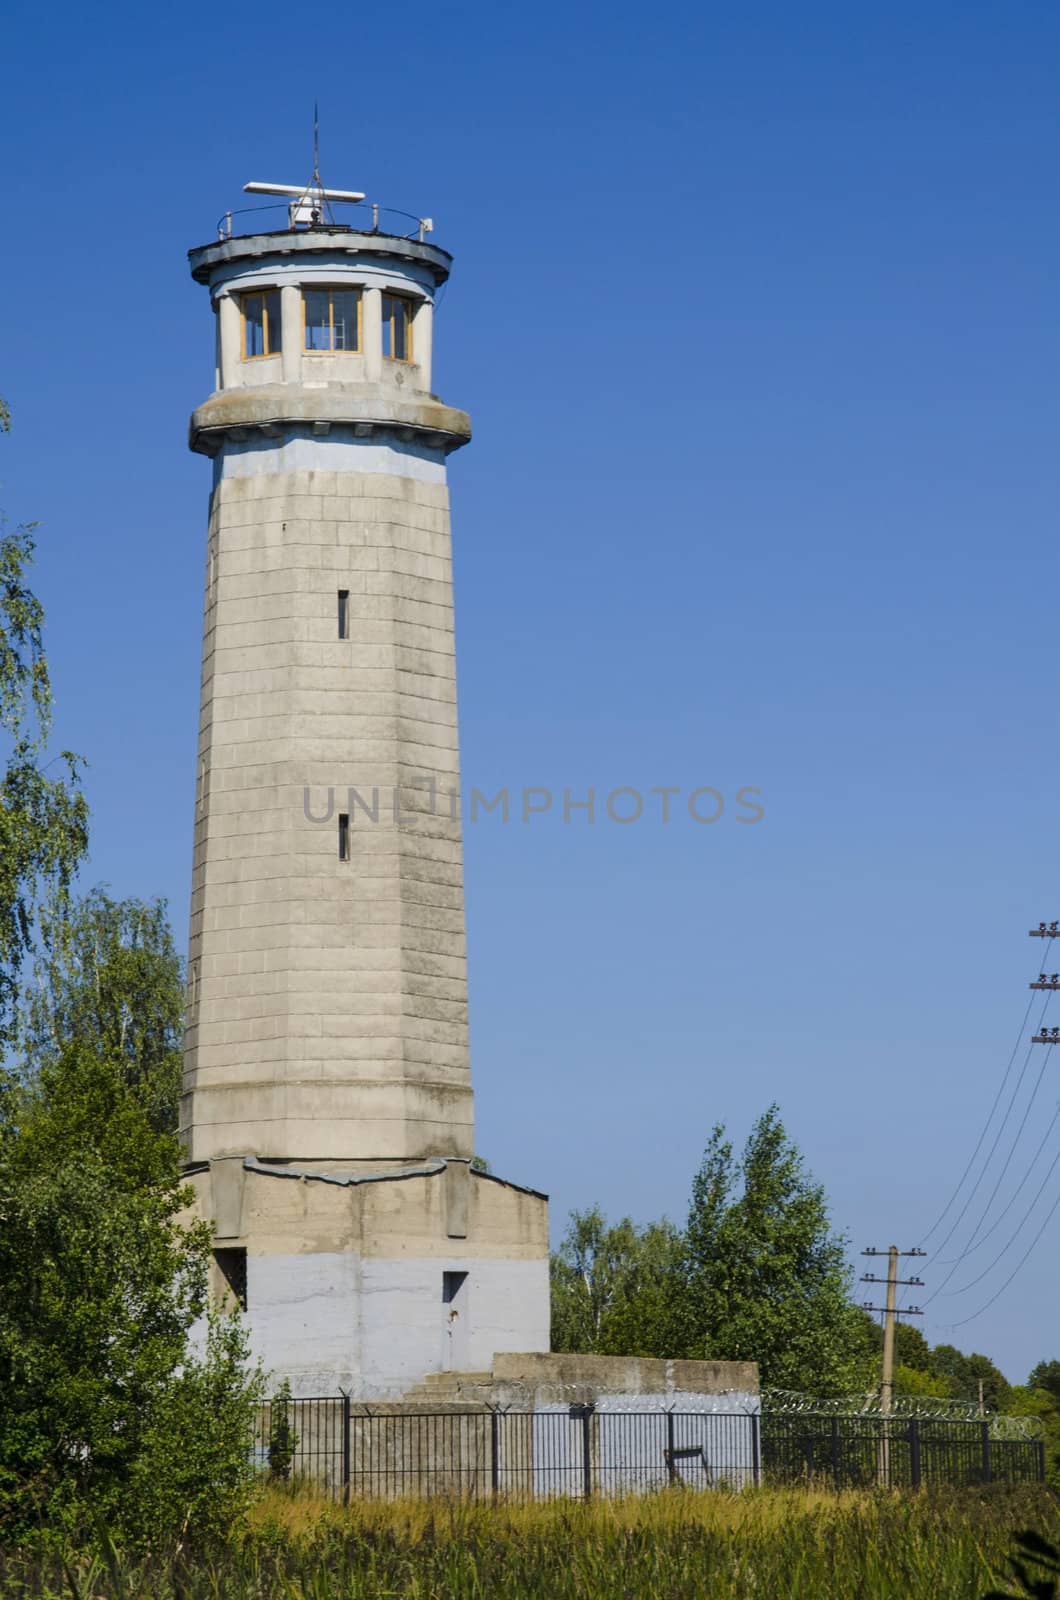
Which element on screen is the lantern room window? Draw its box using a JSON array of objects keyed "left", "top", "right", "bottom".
[
  {"left": 241, "top": 290, "right": 282, "bottom": 359},
  {"left": 304, "top": 287, "right": 361, "bottom": 353},
  {"left": 382, "top": 293, "right": 413, "bottom": 362}
]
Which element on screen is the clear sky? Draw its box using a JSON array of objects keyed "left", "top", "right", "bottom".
[{"left": 2, "top": 0, "right": 1058, "bottom": 1384}]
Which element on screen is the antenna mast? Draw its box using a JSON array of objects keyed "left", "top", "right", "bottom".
[{"left": 243, "top": 105, "right": 365, "bottom": 229}]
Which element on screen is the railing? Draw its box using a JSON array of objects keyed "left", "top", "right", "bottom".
[
  {"left": 254, "top": 1398, "right": 1045, "bottom": 1501},
  {"left": 214, "top": 200, "right": 434, "bottom": 244}
]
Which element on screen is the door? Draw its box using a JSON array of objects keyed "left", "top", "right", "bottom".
[{"left": 442, "top": 1270, "right": 470, "bottom": 1371}]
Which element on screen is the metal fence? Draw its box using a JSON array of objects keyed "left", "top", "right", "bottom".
[
  {"left": 254, "top": 1398, "right": 1046, "bottom": 1500},
  {"left": 761, "top": 1413, "right": 1046, "bottom": 1490},
  {"left": 255, "top": 1399, "right": 759, "bottom": 1501}
]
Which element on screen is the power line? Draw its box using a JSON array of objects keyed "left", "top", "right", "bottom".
[
  {"left": 947, "top": 1181, "right": 1060, "bottom": 1329},
  {"left": 924, "top": 996, "right": 1049, "bottom": 1272},
  {"left": 942, "top": 1136, "right": 1060, "bottom": 1299},
  {"left": 919, "top": 961, "right": 1048, "bottom": 1249},
  {"left": 928, "top": 1037, "right": 1052, "bottom": 1284},
  {"left": 935, "top": 1096, "right": 1060, "bottom": 1265}
]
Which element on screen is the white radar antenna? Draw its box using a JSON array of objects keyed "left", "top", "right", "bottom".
[{"left": 244, "top": 104, "right": 365, "bottom": 228}]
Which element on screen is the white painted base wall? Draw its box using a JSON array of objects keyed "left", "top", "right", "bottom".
[{"left": 243, "top": 1252, "right": 550, "bottom": 1398}]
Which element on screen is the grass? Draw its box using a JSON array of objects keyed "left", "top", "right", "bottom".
[{"left": 2, "top": 1483, "right": 1057, "bottom": 1598}]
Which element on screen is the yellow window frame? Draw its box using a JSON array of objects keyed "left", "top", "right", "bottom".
[
  {"left": 302, "top": 286, "right": 362, "bottom": 354},
  {"left": 240, "top": 289, "right": 282, "bottom": 360},
  {"left": 382, "top": 292, "right": 414, "bottom": 363}
]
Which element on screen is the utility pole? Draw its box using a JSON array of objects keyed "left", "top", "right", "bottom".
[{"left": 862, "top": 1246, "right": 925, "bottom": 1484}]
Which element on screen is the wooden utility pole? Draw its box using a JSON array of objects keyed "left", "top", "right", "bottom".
[
  {"left": 861, "top": 1246, "right": 925, "bottom": 1484},
  {"left": 881, "top": 1246, "right": 898, "bottom": 1418}
]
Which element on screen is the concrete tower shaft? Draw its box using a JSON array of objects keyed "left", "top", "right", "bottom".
[{"left": 182, "top": 226, "right": 475, "bottom": 1167}]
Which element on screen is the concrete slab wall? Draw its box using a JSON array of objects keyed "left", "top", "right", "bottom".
[
  {"left": 186, "top": 1160, "right": 551, "bottom": 1399},
  {"left": 182, "top": 456, "right": 475, "bottom": 1165}
]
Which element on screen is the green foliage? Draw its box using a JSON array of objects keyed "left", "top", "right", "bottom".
[
  {"left": 894, "top": 1364, "right": 955, "bottom": 1399},
  {"left": 863, "top": 1320, "right": 947, "bottom": 1396},
  {"left": 895, "top": 1322, "right": 934, "bottom": 1372},
  {"left": 0, "top": 420, "right": 88, "bottom": 1043},
  {"left": 0, "top": 402, "right": 261, "bottom": 1548},
  {"left": 550, "top": 1108, "right": 876, "bottom": 1392},
  {"left": 677, "top": 1107, "right": 875, "bottom": 1392},
  {"left": 984, "top": 1529, "right": 1060, "bottom": 1599},
  {"left": 1029, "top": 1364, "right": 1060, "bottom": 1404},
  {"left": 20, "top": 885, "right": 185, "bottom": 1133},
  {"left": 1, "top": 1484, "right": 1058, "bottom": 1599},
  {"left": 931, "top": 1345, "right": 1012, "bottom": 1412},
  {"left": 550, "top": 1206, "right": 681, "bottom": 1356},
  {"left": 267, "top": 1379, "right": 298, "bottom": 1482},
  {"left": 0, "top": 1036, "right": 261, "bottom": 1543},
  {"left": 124, "top": 1314, "right": 264, "bottom": 1549},
  {"left": 549, "top": 1110, "right": 1025, "bottom": 1404},
  {"left": 1011, "top": 1372, "right": 1060, "bottom": 1493}
]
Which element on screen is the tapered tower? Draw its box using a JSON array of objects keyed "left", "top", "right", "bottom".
[{"left": 181, "top": 180, "right": 549, "bottom": 1397}]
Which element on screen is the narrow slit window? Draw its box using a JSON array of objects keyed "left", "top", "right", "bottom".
[
  {"left": 338, "top": 589, "right": 350, "bottom": 639},
  {"left": 338, "top": 812, "right": 350, "bottom": 861},
  {"left": 304, "top": 287, "right": 361, "bottom": 352},
  {"left": 381, "top": 293, "right": 413, "bottom": 362},
  {"left": 241, "top": 289, "right": 282, "bottom": 358},
  {"left": 214, "top": 1247, "right": 247, "bottom": 1311}
]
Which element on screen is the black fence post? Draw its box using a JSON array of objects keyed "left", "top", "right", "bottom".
[
  {"left": 829, "top": 1416, "right": 840, "bottom": 1487},
  {"left": 751, "top": 1412, "right": 761, "bottom": 1487},
  {"left": 569, "top": 1404, "right": 594, "bottom": 1500},
  {"left": 490, "top": 1409, "right": 500, "bottom": 1500},
  {"left": 1038, "top": 1440, "right": 1047, "bottom": 1484},
  {"left": 909, "top": 1418, "right": 921, "bottom": 1490},
  {"left": 981, "top": 1421, "right": 992, "bottom": 1484},
  {"left": 341, "top": 1390, "right": 351, "bottom": 1506},
  {"left": 666, "top": 1411, "right": 676, "bottom": 1484}
]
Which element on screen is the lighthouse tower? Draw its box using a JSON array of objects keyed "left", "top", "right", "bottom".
[{"left": 181, "top": 179, "right": 549, "bottom": 1396}]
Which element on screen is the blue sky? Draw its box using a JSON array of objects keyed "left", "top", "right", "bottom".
[{"left": 2, "top": 0, "right": 1058, "bottom": 1382}]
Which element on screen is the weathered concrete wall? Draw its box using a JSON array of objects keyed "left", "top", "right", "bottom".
[
  {"left": 182, "top": 458, "right": 474, "bottom": 1165},
  {"left": 186, "top": 1160, "right": 550, "bottom": 1399},
  {"left": 489, "top": 1351, "right": 760, "bottom": 1407}
]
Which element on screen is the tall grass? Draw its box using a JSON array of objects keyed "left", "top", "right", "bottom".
[{"left": 1, "top": 1484, "right": 1056, "bottom": 1598}]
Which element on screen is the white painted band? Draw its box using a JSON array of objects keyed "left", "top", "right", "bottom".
[{"left": 213, "top": 430, "right": 448, "bottom": 485}]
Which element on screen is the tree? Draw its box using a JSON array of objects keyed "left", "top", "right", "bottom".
[
  {"left": 929, "top": 1344, "right": 1012, "bottom": 1412},
  {"left": 678, "top": 1107, "right": 875, "bottom": 1392},
  {"left": 20, "top": 886, "right": 185, "bottom": 1134},
  {"left": 550, "top": 1206, "right": 681, "bottom": 1357},
  {"left": 1012, "top": 1363, "right": 1060, "bottom": 1492},
  {"left": 0, "top": 409, "right": 88, "bottom": 1045},
  {"left": 893, "top": 1364, "right": 954, "bottom": 1399},
  {"left": 0, "top": 404, "right": 260, "bottom": 1543},
  {"left": 1028, "top": 1361, "right": 1060, "bottom": 1403},
  {"left": 895, "top": 1322, "right": 933, "bottom": 1372},
  {"left": 863, "top": 1316, "right": 953, "bottom": 1398},
  {"left": 0, "top": 1035, "right": 262, "bottom": 1541}
]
